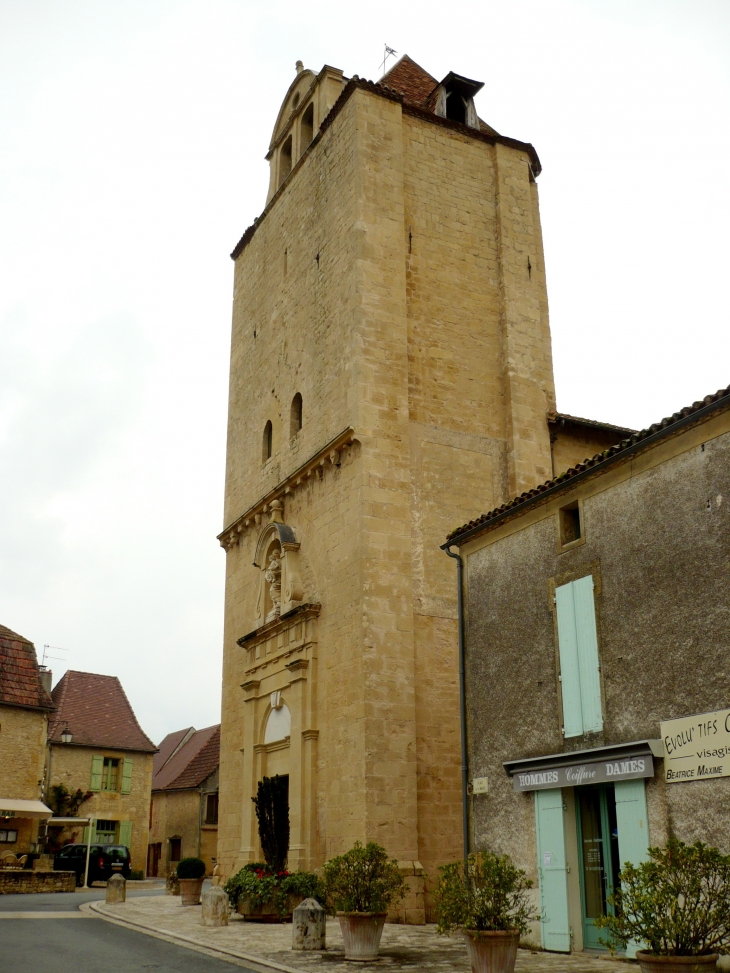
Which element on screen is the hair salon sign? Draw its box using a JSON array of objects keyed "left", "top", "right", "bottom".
[
  {"left": 512, "top": 754, "right": 653, "bottom": 792},
  {"left": 661, "top": 708, "right": 730, "bottom": 784}
]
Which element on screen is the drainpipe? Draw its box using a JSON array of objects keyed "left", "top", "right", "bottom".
[{"left": 444, "top": 544, "right": 469, "bottom": 872}]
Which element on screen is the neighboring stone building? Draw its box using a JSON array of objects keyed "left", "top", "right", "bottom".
[
  {"left": 47, "top": 671, "right": 156, "bottom": 874},
  {"left": 217, "top": 54, "right": 629, "bottom": 919},
  {"left": 0, "top": 625, "right": 54, "bottom": 854},
  {"left": 445, "top": 385, "right": 730, "bottom": 954},
  {"left": 148, "top": 724, "right": 220, "bottom": 877}
]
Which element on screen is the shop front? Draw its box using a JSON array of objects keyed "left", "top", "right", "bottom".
[{"left": 505, "top": 741, "right": 662, "bottom": 955}]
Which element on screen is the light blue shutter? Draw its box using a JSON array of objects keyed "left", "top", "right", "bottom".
[
  {"left": 572, "top": 576, "right": 603, "bottom": 733},
  {"left": 615, "top": 779, "right": 650, "bottom": 958},
  {"left": 89, "top": 755, "right": 103, "bottom": 792},
  {"left": 555, "top": 582, "right": 584, "bottom": 737},
  {"left": 535, "top": 789, "right": 571, "bottom": 952},
  {"left": 121, "top": 758, "right": 133, "bottom": 794}
]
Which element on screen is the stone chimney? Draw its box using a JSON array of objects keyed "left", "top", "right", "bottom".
[{"left": 38, "top": 667, "right": 52, "bottom": 695}]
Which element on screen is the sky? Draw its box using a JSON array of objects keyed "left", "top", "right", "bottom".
[{"left": 1, "top": 0, "right": 729, "bottom": 744}]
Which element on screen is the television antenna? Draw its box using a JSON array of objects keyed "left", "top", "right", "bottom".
[
  {"left": 380, "top": 45, "right": 397, "bottom": 77},
  {"left": 42, "top": 644, "right": 69, "bottom": 666}
]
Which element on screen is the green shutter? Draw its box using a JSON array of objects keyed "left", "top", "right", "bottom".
[
  {"left": 535, "top": 789, "right": 571, "bottom": 952},
  {"left": 82, "top": 826, "right": 90, "bottom": 843},
  {"left": 555, "top": 582, "right": 584, "bottom": 737},
  {"left": 119, "top": 820, "right": 132, "bottom": 850},
  {"left": 572, "top": 576, "right": 603, "bottom": 733},
  {"left": 615, "top": 779, "right": 650, "bottom": 958},
  {"left": 121, "top": 758, "right": 133, "bottom": 794},
  {"left": 90, "top": 755, "right": 103, "bottom": 792}
]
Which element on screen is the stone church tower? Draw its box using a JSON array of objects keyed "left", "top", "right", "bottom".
[{"left": 217, "top": 55, "right": 616, "bottom": 920}]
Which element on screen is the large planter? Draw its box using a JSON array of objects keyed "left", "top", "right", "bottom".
[
  {"left": 337, "top": 912, "right": 387, "bottom": 962},
  {"left": 236, "top": 893, "right": 303, "bottom": 922},
  {"left": 179, "top": 877, "right": 204, "bottom": 906},
  {"left": 462, "top": 930, "right": 520, "bottom": 973},
  {"left": 636, "top": 953, "right": 718, "bottom": 973}
]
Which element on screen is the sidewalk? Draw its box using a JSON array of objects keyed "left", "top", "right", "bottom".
[{"left": 88, "top": 894, "right": 636, "bottom": 973}]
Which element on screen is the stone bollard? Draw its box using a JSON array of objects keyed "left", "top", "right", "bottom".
[
  {"left": 166, "top": 866, "right": 180, "bottom": 896},
  {"left": 292, "top": 898, "right": 326, "bottom": 950},
  {"left": 106, "top": 873, "right": 126, "bottom": 904},
  {"left": 201, "top": 885, "right": 230, "bottom": 927},
  {"left": 211, "top": 863, "right": 221, "bottom": 887}
]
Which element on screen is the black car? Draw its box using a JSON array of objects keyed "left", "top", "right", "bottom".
[{"left": 53, "top": 843, "right": 131, "bottom": 886}]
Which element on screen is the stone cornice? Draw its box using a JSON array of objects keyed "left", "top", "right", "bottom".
[
  {"left": 219, "top": 428, "right": 357, "bottom": 550},
  {"left": 237, "top": 603, "right": 321, "bottom": 649}
]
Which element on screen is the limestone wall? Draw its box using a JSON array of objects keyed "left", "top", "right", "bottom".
[{"left": 0, "top": 869, "right": 75, "bottom": 894}]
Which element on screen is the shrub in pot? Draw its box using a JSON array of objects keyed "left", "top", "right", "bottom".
[
  {"left": 322, "top": 841, "right": 406, "bottom": 961},
  {"left": 434, "top": 850, "right": 540, "bottom": 973},
  {"left": 224, "top": 863, "right": 325, "bottom": 921},
  {"left": 594, "top": 839, "right": 730, "bottom": 972},
  {"left": 176, "top": 857, "right": 206, "bottom": 905}
]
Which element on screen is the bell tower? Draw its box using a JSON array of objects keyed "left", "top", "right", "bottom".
[{"left": 218, "top": 55, "right": 556, "bottom": 920}]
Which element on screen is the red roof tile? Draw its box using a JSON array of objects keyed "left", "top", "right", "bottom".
[
  {"left": 153, "top": 726, "right": 194, "bottom": 777},
  {"left": 0, "top": 625, "right": 54, "bottom": 711},
  {"left": 380, "top": 55, "right": 438, "bottom": 107},
  {"left": 447, "top": 384, "right": 730, "bottom": 544},
  {"left": 153, "top": 724, "right": 220, "bottom": 791},
  {"left": 50, "top": 671, "right": 156, "bottom": 753}
]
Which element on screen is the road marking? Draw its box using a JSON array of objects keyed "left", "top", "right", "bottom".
[{"left": 0, "top": 912, "right": 95, "bottom": 918}]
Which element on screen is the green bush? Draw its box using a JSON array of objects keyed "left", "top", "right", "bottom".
[
  {"left": 322, "top": 842, "right": 406, "bottom": 914},
  {"left": 594, "top": 839, "right": 730, "bottom": 956},
  {"left": 128, "top": 869, "right": 144, "bottom": 881},
  {"left": 176, "top": 857, "right": 206, "bottom": 880},
  {"left": 434, "top": 851, "right": 540, "bottom": 935},
  {"left": 223, "top": 863, "right": 326, "bottom": 918}
]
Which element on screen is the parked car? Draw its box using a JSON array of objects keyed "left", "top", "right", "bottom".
[{"left": 53, "top": 843, "right": 131, "bottom": 886}]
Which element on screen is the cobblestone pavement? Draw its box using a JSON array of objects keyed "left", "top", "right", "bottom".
[{"left": 91, "top": 895, "right": 637, "bottom": 973}]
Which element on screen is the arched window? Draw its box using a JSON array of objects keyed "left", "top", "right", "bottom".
[
  {"left": 290, "top": 393, "right": 302, "bottom": 437},
  {"left": 300, "top": 103, "right": 314, "bottom": 152},
  {"left": 278, "top": 135, "right": 293, "bottom": 188},
  {"left": 263, "top": 420, "right": 273, "bottom": 462}
]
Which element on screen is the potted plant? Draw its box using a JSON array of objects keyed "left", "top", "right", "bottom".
[
  {"left": 224, "top": 862, "right": 325, "bottom": 921},
  {"left": 176, "top": 857, "right": 206, "bottom": 905},
  {"left": 322, "top": 841, "right": 406, "bottom": 961},
  {"left": 595, "top": 839, "right": 730, "bottom": 972},
  {"left": 433, "top": 850, "right": 540, "bottom": 973}
]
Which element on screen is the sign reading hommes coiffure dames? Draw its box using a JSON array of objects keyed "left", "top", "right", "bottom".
[
  {"left": 661, "top": 708, "right": 730, "bottom": 783},
  {"left": 512, "top": 755, "right": 654, "bottom": 793}
]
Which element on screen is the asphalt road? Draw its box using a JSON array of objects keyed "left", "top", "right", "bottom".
[{"left": 0, "top": 886, "right": 255, "bottom": 972}]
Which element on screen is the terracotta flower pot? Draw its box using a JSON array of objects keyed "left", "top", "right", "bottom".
[
  {"left": 179, "top": 877, "right": 204, "bottom": 905},
  {"left": 337, "top": 912, "right": 387, "bottom": 961},
  {"left": 636, "top": 952, "right": 718, "bottom": 973},
  {"left": 462, "top": 930, "right": 520, "bottom": 973}
]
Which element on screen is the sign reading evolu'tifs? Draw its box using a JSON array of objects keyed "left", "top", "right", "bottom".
[{"left": 661, "top": 708, "right": 730, "bottom": 783}]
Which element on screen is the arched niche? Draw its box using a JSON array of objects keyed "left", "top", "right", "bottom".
[
  {"left": 264, "top": 699, "right": 292, "bottom": 744},
  {"left": 254, "top": 512, "right": 304, "bottom": 628}
]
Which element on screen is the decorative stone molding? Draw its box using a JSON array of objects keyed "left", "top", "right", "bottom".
[
  {"left": 218, "top": 427, "right": 357, "bottom": 551},
  {"left": 238, "top": 603, "right": 321, "bottom": 676}
]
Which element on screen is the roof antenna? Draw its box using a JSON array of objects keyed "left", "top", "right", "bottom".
[
  {"left": 380, "top": 45, "right": 397, "bottom": 77},
  {"left": 42, "top": 644, "right": 69, "bottom": 666}
]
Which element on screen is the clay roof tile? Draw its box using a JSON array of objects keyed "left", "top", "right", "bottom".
[
  {"left": 0, "top": 625, "right": 54, "bottom": 711},
  {"left": 50, "top": 671, "right": 156, "bottom": 752}
]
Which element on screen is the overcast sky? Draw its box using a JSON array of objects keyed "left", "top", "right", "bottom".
[{"left": 1, "top": 0, "right": 728, "bottom": 744}]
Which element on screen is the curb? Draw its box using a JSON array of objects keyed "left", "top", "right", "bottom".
[{"left": 84, "top": 900, "right": 305, "bottom": 973}]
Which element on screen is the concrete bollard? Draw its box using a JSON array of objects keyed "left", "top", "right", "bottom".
[
  {"left": 166, "top": 866, "right": 180, "bottom": 896},
  {"left": 201, "top": 885, "right": 230, "bottom": 927},
  {"left": 292, "top": 897, "right": 326, "bottom": 950},
  {"left": 106, "top": 873, "right": 126, "bottom": 904}
]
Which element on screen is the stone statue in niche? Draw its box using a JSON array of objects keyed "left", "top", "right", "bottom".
[{"left": 264, "top": 550, "right": 282, "bottom": 623}]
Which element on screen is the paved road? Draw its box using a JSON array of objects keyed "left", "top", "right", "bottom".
[{"left": 0, "top": 886, "right": 255, "bottom": 972}]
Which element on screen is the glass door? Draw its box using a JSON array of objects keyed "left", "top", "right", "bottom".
[{"left": 576, "top": 784, "right": 620, "bottom": 949}]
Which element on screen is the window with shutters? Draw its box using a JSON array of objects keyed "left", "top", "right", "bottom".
[
  {"left": 102, "top": 757, "right": 120, "bottom": 791},
  {"left": 96, "top": 819, "right": 118, "bottom": 844},
  {"left": 554, "top": 574, "right": 603, "bottom": 737}
]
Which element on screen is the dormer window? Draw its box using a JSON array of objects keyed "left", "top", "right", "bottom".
[
  {"left": 446, "top": 91, "right": 467, "bottom": 124},
  {"left": 434, "top": 72, "right": 483, "bottom": 130}
]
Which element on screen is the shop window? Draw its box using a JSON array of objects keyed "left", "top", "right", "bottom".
[
  {"left": 0, "top": 830, "right": 18, "bottom": 843},
  {"left": 95, "top": 820, "right": 118, "bottom": 845},
  {"left": 555, "top": 575, "right": 602, "bottom": 737},
  {"left": 102, "top": 758, "right": 119, "bottom": 791},
  {"left": 278, "top": 135, "right": 293, "bottom": 188},
  {"left": 300, "top": 102, "right": 314, "bottom": 150},
  {"left": 169, "top": 837, "right": 182, "bottom": 862},
  {"left": 290, "top": 393, "right": 303, "bottom": 437},
  {"left": 263, "top": 420, "right": 273, "bottom": 462},
  {"left": 559, "top": 501, "right": 582, "bottom": 546},
  {"left": 205, "top": 793, "right": 219, "bottom": 826}
]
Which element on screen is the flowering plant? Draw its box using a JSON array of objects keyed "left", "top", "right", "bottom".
[{"left": 224, "top": 862, "right": 326, "bottom": 917}]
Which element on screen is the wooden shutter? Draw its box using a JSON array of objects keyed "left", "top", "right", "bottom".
[
  {"left": 119, "top": 820, "right": 132, "bottom": 850},
  {"left": 121, "top": 758, "right": 133, "bottom": 795},
  {"left": 572, "top": 576, "right": 603, "bottom": 733},
  {"left": 89, "top": 755, "right": 103, "bottom": 792},
  {"left": 82, "top": 826, "right": 90, "bottom": 843},
  {"left": 535, "top": 789, "right": 571, "bottom": 952},
  {"left": 555, "top": 582, "right": 584, "bottom": 737},
  {"left": 615, "top": 779, "right": 650, "bottom": 957}
]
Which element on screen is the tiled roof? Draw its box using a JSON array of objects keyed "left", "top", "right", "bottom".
[
  {"left": 380, "top": 55, "right": 438, "bottom": 107},
  {"left": 50, "top": 671, "right": 156, "bottom": 753},
  {"left": 153, "top": 726, "right": 194, "bottom": 777},
  {"left": 446, "top": 384, "right": 730, "bottom": 544},
  {"left": 152, "top": 724, "right": 220, "bottom": 791},
  {"left": 0, "top": 625, "right": 54, "bottom": 711},
  {"left": 548, "top": 412, "right": 636, "bottom": 435}
]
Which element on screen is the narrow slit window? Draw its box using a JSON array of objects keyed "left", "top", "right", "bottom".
[
  {"left": 290, "top": 393, "right": 303, "bottom": 437},
  {"left": 300, "top": 103, "right": 314, "bottom": 151},
  {"left": 263, "top": 421, "right": 273, "bottom": 462},
  {"left": 278, "top": 135, "right": 292, "bottom": 187}
]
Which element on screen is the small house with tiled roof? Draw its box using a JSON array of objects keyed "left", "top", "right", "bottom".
[
  {"left": 46, "top": 670, "right": 156, "bottom": 876},
  {"left": 444, "top": 384, "right": 730, "bottom": 955},
  {"left": 148, "top": 724, "right": 220, "bottom": 877},
  {"left": 0, "top": 625, "right": 54, "bottom": 855}
]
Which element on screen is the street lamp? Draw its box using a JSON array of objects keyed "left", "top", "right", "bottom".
[{"left": 60, "top": 726, "right": 73, "bottom": 745}]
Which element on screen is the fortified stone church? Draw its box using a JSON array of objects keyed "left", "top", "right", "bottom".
[{"left": 217, "top": 55, "right": 628, "bottom": 920}]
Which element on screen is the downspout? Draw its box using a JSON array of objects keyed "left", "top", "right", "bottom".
[{"left": 444, "top": 544, "right": 469, "bottom": 871}]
